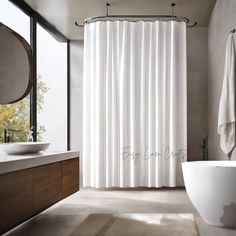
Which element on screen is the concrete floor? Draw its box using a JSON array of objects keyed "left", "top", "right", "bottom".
[{"left": 4, "top": 189, "right": 236, "bottom": 236}]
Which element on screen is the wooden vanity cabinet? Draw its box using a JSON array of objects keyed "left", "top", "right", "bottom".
[{"left": 0, "top": 157, "right": 79, "bottom": 234}]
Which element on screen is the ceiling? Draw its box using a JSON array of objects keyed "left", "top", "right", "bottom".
[{"left": 24, "top": 0, "right": 216, "bottom": 40}]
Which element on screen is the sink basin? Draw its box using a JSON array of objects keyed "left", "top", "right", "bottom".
[{"left": 0, "top": 142, "right": 50, "bottom": 155}]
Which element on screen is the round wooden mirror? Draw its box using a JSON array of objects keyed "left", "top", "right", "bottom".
[{"left": 0, "top": 23, "right": 32, "bottom": 104}]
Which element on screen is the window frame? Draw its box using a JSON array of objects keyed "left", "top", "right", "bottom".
[{"left": 8, "top": 0, "right": 71, "bottom": 150}]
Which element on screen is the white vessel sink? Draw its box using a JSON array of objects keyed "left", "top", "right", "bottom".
[{"left": 0, "top": 142, "right": 50, "bottom": 155}]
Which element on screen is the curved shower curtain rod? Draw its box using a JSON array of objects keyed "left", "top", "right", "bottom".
[{"left": 75, "top": 2, "right": 197, "bottom": 28}]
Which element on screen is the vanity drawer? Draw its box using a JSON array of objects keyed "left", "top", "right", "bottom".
[
  {"left": 0, "top": 169, "right": 33, "bottom": 233},
  {"left": 33, "top": 162, "right": 62, "bottom": 213},
  {"left": 62, "top": 158, "right": 79, "bottom": 198}
]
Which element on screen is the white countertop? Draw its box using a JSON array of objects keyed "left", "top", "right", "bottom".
[{"left": 0, "top": 151, "right": 80, "bottom": 175}]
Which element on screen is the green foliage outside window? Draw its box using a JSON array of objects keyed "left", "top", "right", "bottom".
[{"left": 0, "top": 75, "right": 49, "bottom": 142}]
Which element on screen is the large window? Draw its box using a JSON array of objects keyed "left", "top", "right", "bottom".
[
  {"left": 0, "top": 0, "right": 30, "bottom": 43},
  {"left": 0, "top": 0, "right": 69, "bottom": 149},
  {"left": 37, "top": 24, "right": 67, "bottom": 151},
  {"left": 0, "top": 0, "right": 30, "bottom": 142}
]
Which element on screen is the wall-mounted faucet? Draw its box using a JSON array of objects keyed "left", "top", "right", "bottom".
[
  {"left": 3, "top": 129, "right": 27, "bottom": 143},
  {"left": 3, "top": 129, "right": 10, "bottom": 143},
  {"left": 201, "top": 135, "right": 208, "bottom": 160}
]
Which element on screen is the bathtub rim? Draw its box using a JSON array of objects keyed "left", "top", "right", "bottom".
[{"left": 182, "top": 160, "right": 236, "bottom": 167}]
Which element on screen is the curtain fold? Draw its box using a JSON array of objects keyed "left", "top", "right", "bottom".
[{"left": 83, "top": 20, "right": 187, "bottom": 188}]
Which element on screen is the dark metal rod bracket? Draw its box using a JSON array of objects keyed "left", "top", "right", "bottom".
[{"left": 106, "top": 2, "right": 110, "bottom": 17}]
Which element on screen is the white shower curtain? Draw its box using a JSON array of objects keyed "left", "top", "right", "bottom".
[{"left": 83, "top": 20, "right": 187, "bottom": 188}]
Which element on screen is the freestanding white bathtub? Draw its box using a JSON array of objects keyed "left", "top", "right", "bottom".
[{"left": 182, "top": 161, "right": 236, "bottom": 228}]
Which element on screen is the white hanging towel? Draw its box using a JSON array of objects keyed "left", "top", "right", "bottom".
[{"left": 218, "top": 33, "right": 236, "bottom": 155}]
